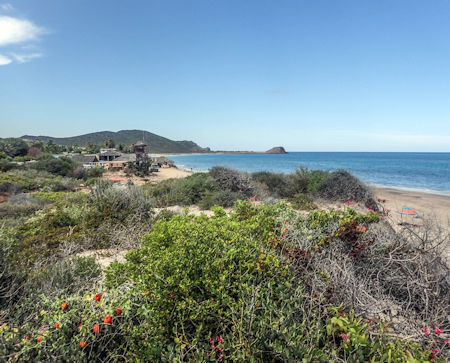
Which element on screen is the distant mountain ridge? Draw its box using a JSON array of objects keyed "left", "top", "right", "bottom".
[{"left": 21, "top": 130, "right": 211, "bottom": 154}]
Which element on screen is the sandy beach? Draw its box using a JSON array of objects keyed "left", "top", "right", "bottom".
[
  {"left": 102, "top": 167, "right": 192, "bottom": 186},
  {"left": 373, "top": 187, "right": 450, "bottom": 228}
]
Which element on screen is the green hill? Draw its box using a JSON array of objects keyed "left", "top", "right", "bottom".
[{"left": 21, "top": 130, "right": 211, "bottom": 153}]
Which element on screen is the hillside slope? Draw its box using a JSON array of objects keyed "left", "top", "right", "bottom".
[{"left": 21, "top": 130, "right": 210, "bottom": 153}]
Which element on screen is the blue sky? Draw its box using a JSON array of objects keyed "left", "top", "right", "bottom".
[{"left": 1, "top": 0, "right": 449, "bottom": 152}]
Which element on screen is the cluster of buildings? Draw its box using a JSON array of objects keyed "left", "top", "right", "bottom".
[{"left": 71, "top": 142, "right": 174, "bottom": 170}]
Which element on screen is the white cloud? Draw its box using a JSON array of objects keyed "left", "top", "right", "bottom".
[
  {"left": 0, "top": 15, "right": 45, "bottom": 47},
  {"left": 10, "top": 52, "right": 43, "bottom": 63},
  {"left": 0, "top": 53, "right": 12, "bottom": 65},
  {"left": 0, "top": 3, "right": 14, "bottom": 11}
]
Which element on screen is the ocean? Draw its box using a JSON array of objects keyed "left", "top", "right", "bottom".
[{"left": 169, "top": 152, "right": 450, "bottom": 196}]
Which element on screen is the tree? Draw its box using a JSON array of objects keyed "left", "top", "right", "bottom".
[
  {"left": 0, "top": 138, "right": 29, "bottom": 157},
  {"left": 27, "top": 147, "right": 41, "bottom": 159},
  {"left": 105, "top": 139, "right": 116, "bottom": 148},
  {"left": 31, "top": 139, "right": 44, "bottom": 150}
]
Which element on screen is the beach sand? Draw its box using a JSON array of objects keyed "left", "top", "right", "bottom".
[
  {"left": 373, "top": 187, "right": 450, "bottom": 228},
  {"left": 102, "top": 167, "right": 192, "bottom": 186}
]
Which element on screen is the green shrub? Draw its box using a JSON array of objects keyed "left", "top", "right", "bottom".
[
  {"left": 315, "top": 170, "right": 378, "bottom": 209},
  {"left": 31, "top": 156, "right": 74, "bottom": 177},
  {"left": 197, "top": 189, "right": 242, "bottom": 209},
  {"left": 145, "top": 173, "right": 216, "bottom": 207},
  {"left": 89, "top": 183, "right": 153, "bottom": 222},
  {"left": 0, "top": 159, "right": 16, "bottom": 172},
  {"left": 251, "top": 171, "right": 289, "bottom": 197},
  {"left": 0, "top": 138, "right": 29, "bottom": 157},
  {"left": 0, "top": 194, "right": 44, "bottom": 218},
  {"left": 209, "top": 166, "right": 254, "bottom": 196}
]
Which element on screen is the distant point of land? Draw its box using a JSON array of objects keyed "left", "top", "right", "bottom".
[{"left": 265, "top": 146, "right": 287, "bottom": 154}]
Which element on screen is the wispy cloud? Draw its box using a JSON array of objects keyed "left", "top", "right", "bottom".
[
  {"left": 0, "top": 53, "right": 12, "bottom": 65},
  {"left": 0, "top": 3, "right": 14, "bottom": 12},
  {"left": 0, "top": 14, "right": 47, "bottom": 65},
  {"left": 10, "top": 52, "right": 43, "bottom": 63}
]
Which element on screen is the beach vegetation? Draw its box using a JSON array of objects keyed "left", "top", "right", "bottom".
[{"left": 0, "top": 161, "right": 448, "bottom": 361}]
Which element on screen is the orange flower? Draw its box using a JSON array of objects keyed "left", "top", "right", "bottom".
[
  {"left": 80, "top": 341, "right": 87, "bottom": 348},
  {"left": 61, "top": 301, "right": 68, "bottom": 310},
  {"left": 361, "top": 226, "right": 367, "bottom": 232},
  {"left": 115, "top": 307, "right": 122, "bottom": 316},
  {"left": 55, "top": 323, "right": 60, "bottom": 329},
  {"left": 104, "top": 315, "right": 112, "bottom": 324},
  {"left": 93, "top": 323, "right": 100, "bottom": 334},
  {"left": 94, "top": 293, "right": 101, "bottom": 302},
  {"left": 37, "top": 336, "right": 43, "bottom": 343},
  {"left": 355, "top": 226, "right": 360, "bottom": 231}
]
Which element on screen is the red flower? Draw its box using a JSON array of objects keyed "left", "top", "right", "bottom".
[
  {"left": 115, "top": 307, "right": 122, "bottom": 316},
  {"left": 93, "top": 323, "right": 100, "bottom": 334},
  {"left": 340, "top": 332, "right": 349, "bottom": 342},
  {"left": 80, "top": 341, "right": 87, "bottom": 348},
  {"left": 432, "top": 348, "right": 439, "bottom": 355},
  {"left": 444, "top": 339, "right": 449, "bottom": 345},
  {"left": 435, "top": 324, "right": 442, "bottom": 336},
  {"left": 61, "top": 301, "right": 68, "bottom": 310},
  {"left": 421, "top": 327, "right": 430, "bottom": 336},
  {"left": 217, "top": 336, "right": 224, "bottom": 343},
  {"left": 94, "top": 293, "right": 101, "bottom": 301},
  {"left": 361, "top": 226, "right": 367, "bottom": 232},
  {"left": 209, "top": 337, "right": 214, "bottom": 345},
  {"left": 104, "top": 315, "right": 112, "bottom": 324},
  {"left": 219, "top": 354, "right": 224, "bottom": 359},
  {"left": 37, "top": 336, "right": 43, "bottom": 343},
  {"left": 25, "top": 336, "right": 29, "bottom": 340},
  {"left": 55, "top": 323, "right": 60, "bottom": 329}
]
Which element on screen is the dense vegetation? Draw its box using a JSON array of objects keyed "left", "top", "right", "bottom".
[
  {"left": 20, "top": 129, "right": 210, "bottom": 153},
  {"left": 0, "top": 163, "right": 448, "bottom": 361},
  {"left": 144, "top": 166, "right": 378, "bottom": 211}
]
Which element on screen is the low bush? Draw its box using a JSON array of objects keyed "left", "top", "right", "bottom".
[
  {"left": 88, "top": 182, "right": 153, "bottom": 223},
  {"left": 315, "top": 170, "right": 377, "bottom": 209},
  {"left": 145, "top": 173, "right": 216, "bottom": 207},
  {"left": 209, "top": 166, "right": 254, "bottom": 197},
  {"left": 31, "top": 156, "right": 74, "bottom": 177},
  {"left": 0, "top": 160, "right": 16, "bottom": 172},
  {"left": 251, "top": 171, "right": 289, "bottom": 197},
  {"left": 0, "top": 194, "right": 44, "bottom": 218}
]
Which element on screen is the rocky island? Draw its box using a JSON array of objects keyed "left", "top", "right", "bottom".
[{"left": 265, "top": 146, "right": 287, "bottom": 154}]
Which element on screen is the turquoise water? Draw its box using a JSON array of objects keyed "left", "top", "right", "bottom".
[{"left": 170, "top": 152, "right": 450, "bottom": 196}]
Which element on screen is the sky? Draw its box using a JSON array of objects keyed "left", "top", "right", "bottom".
[{"left": 0, "top": 0, "right": 449, "bottom": 152}]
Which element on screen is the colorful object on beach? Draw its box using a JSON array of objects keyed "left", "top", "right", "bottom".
[
  {"left": 344, "top": 200, "right": 357, "bottom": 206},
  {"left": 395, "top": 207, "right": 417, "bottom": 216},
  {"left": 109, "top": 177, "right": 126, "bottom": 182}
]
